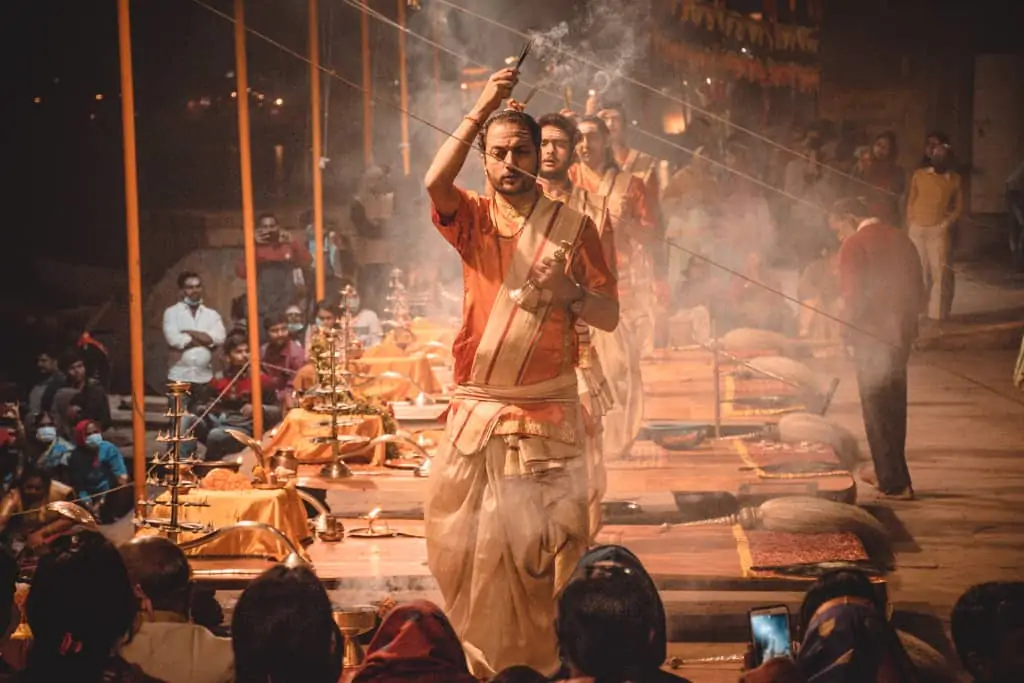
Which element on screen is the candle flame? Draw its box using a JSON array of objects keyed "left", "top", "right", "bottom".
[{"left": 368, "top": 507, "right": 382, "bottom": 520}]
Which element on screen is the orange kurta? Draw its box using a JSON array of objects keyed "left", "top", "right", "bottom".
[
  {"left": 571, "top": 164, "right": 654, "bottom": 303},
  {"left": 541, "top": 179, "right": 617, "bottom": 275},
  {"left": 432, "top": 187, "right": 617, "bottom": 388},
  {"left": 614, "top": 146, "right": 663, "bottom": 230}
]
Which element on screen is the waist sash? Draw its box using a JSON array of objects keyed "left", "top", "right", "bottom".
[{"left": 447, "top": 373, "right": 580, "bottom": 455}]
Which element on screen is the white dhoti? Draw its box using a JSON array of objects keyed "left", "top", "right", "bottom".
[
  {"left": 577, "top": 355, "right": 613, "bottom": 542},
  {"left": 426, "top": 434, "right": 588, "bottom": 677},
  {"left": 425, "top": 377, "right": 589, "bottom": 677},
  {"left": 592, "top": 325, "right": 644, "bottom": 460}
]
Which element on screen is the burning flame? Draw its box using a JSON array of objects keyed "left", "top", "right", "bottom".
[{"left": 367, "top": 507, "right": 382, "bottom": 520}]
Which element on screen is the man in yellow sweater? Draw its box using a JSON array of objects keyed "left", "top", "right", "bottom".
[{"left": 906, "top": 139, "right": 964, "bottom": 320}]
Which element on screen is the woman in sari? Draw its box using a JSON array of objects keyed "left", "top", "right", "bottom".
[
  {"left": 797, "top": 570, "right": 916, "bottom": 683},
  {"left": 353, "top": 600, "right": 476, "bottom": 683}
]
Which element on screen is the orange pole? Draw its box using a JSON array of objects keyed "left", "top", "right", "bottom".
[
  {"left": 310, "top": 0, "right": 325, "bottom": 300},
  {"left": 360, "top": 0, "right": 373, "bottom": 166},
  {"left": 116, "top": 0, "right": 147, "bottom": 514},
  {"left": 397, "top": 0, "right": 410, "bottom": 175},
  {"left": 233, "top": 0, "right": 263, "bottom": 439}
]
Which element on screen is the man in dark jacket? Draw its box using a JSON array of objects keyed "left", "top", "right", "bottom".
[{"left": 831, "top": 198, "right": 925, "bottom": 500}]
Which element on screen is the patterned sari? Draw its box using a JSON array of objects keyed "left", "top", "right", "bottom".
[{"left": 797, "top": 597, "right": 916, "bottom": 683}]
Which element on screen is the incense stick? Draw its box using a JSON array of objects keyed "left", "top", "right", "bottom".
[{"left": 514, "top": 39, "right": 533, "bottom": 71}]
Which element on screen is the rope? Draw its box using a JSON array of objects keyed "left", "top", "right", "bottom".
[
  {"left": 434, "top": 0, "right": 1008, "bottom": 239},
  {"left": 181, "top": 0, "right": 1024, "bottom": 411},
  {"left": 337, "top": 0, "right": 1001, "bottom": 292},
  {"left": 7, "top": 362, "right": 259, "bottom": 522}
]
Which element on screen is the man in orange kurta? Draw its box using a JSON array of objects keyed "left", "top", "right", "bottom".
[
  {"left": 569, "top": 116, "right": 653, "bottom": 459},
  {"left": 536, "top": 112, "right": 615, "bottom": 543},
  {"left": 424, "top": 70, "right": 619, "bottom": 678}
]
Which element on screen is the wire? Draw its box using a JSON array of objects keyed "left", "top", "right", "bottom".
[
  {"left": 434, "top": 0, "right": 1008, "bottom": 238},
  {"left": 182, "top": 0, "right": 1024, "bottom": 410},
  {"left": 340, "top": 0, "right": 1000, "bottom": 292}
]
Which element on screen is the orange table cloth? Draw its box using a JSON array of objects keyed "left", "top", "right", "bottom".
[
  {"left": 265, "top": 408, "right": 387, "bottom": 466},
  {"left": 147, "top": 485, "right": 311, "bottom": 559},
  {"left": 354, "top": 353, "right": 441, "bottom": 400}
]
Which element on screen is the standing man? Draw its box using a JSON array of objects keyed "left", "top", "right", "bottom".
[
  {"left": 163, "top": 272, "right": 226, "bottom": 407},
  {"left": 906, "top": 138, "right": 964, "bottom": 322},
  {"left": 572, "top": 115, "right": 651, "bottom": 458},
  {"left": 423, "top": 68, "right": 618, "bottom": 677},
  {"left": 29, "top": 348, "right": 65, "bottom": 416},
  {"left": 831, "top": 198, "right": 924, "bottom": 500},
  {"left": 236, "top": 213, "right": 312, "bottom": 341},
  {"left": 537, "top": 112, "right": 614, "bottom": 540}
]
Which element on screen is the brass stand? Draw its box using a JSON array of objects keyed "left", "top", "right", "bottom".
[
  {"left": 139, "top": 382, "right": 212, "bottom": 543},
  {"left": 140, "top": 382, "right": 311, "bottom": 567}
]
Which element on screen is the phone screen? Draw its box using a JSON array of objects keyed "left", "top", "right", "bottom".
[{"left": 749, "top": 605, "right": 792, "bottom": 667}]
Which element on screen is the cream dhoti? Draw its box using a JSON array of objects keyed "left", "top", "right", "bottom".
[{"left": 426, "top": 375, "right": 589, "bottom": 677}]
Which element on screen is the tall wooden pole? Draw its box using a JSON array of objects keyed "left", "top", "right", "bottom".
[
  {"left": 233, "top": 0, "right": 263, "bottom": 439},
  {"left": 309, "top": 0, "right": 325, "bottom": 300},
  {"left": 116, "top": 0, "right": 147, "bottom": 513},
  {"left": 360, "top": 0, "right": 373, "bottom": 166},
  {"left": 397, "top": 0, "right": 410, "bottom": 175}
]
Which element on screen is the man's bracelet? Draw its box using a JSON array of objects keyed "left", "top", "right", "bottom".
[{"left": 463, "top": 114, "right": 484, "bottom": 127}]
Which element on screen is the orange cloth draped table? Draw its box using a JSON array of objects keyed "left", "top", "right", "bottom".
[
  {"left": 264, "top": 408, "right": 387, "bottom": 466},
  {"left": 354, "top": 353, "right": 442, "bottom": 400},
  {"left": 148, "top": 486, "right": 312, "bottom": 559},
  {"left": 409, "top": 317, "right": 458, "bottom": 345}
]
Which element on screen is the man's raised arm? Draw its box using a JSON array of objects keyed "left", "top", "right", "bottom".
[{"left": 424, "top": 68, "right": 519, "bottom": 216}]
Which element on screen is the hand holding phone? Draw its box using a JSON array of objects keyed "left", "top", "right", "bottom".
[{"left": 749, "top": 605, "right": 793, "bottom": 668}]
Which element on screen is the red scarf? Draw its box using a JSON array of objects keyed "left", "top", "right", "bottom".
[{"left": 352, "top": 601, "right": 477, "bottom": 683}]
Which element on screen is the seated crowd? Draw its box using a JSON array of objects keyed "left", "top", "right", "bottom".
[
  {"left": 0, "top": 269, "right": 394, "bottom": 559},
  {"left": 0, "top": 534, "right": 1019, "bottom": 683}
]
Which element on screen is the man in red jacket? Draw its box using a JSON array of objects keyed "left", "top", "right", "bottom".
[{"left": 831, "top": 197, "right": 925, "bottom": 500}]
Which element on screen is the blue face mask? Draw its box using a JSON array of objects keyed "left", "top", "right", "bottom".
[
  {"left": 287, "top": 322, "right": 304, "bottom": 333},
  {"left": 85, "top": 433, "right": 103, "bottom": 448},
  {"left": 36, "top": 426, "right": 57, "bottom": 443},
  {"left": 184, "top": 296, "right": 202, "bottom": 306}
]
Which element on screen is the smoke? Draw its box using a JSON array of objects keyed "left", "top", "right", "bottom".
[{"left": 526, "top": 0, "right": 648, "bottom": 106}]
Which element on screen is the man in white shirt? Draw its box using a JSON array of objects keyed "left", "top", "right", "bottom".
[
  {"left": 119, "top": 537, "right": 234, "bottom": 683},
  {"left": 163, "top": 272, "right": 226, "bottom": 403}
]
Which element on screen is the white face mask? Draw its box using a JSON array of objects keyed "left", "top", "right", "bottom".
[
  {"left": 349, "top": 297, "right": 361, "bottom": 312},
  {"left": 36, "top": 426, "right": 57, "bottom": 443}
]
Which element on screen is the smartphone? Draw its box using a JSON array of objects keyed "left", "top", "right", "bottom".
[{"left": 749, "top": 604, "right": 792, "bottom": 667}]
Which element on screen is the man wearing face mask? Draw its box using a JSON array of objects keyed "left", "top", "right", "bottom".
[
  {"left": 163, "top": 272, "right": 226, "bottom": 407},
  {"left": 284, "top": 305, "right": 306, "bottom": 342},
  {"left": 31, "top": 412, "right": 74, "bottom": 480},
  {"left": 68, "top": 419, "right": 129, "bottom": 518},
  {"left": 338, "top": 281, "right": 383, "bottom": 349}
]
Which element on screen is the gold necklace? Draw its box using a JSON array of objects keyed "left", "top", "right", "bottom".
[{"left": 491, "top": 194, "right": 538, "bottom": 239}]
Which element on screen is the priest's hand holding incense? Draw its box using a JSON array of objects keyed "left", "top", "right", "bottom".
[{"left": 425, "top": 67, "right": 519, "bottom": 216}]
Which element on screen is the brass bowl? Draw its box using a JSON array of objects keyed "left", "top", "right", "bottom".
[
  {"left": 332, "top": 605, "right": 378, "bottom": 667},
  {"left": 332, "top": 604, "right": 377, "bottom": 634}
]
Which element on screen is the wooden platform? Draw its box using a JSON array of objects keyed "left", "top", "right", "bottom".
[
  {"left": 289, "top": 434, "right": 855, "bottom": 524},
  {"left": 189, "top": 518, "right": 884, "bottom": 642}
]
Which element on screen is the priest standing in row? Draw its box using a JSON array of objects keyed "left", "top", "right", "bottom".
[{"left": 423, "top": 67, "right": 619, "bottom": 677}]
